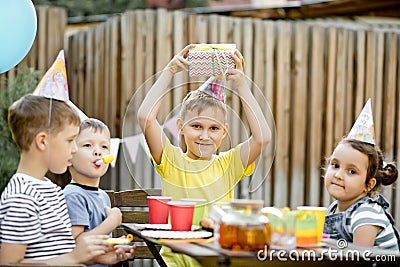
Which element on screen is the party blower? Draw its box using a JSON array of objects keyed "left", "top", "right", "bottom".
[
  {"left": 105, "top": 234, "right": 134, "bottom": 244},
  {"left": 95, "top": 154, "right": 115, "bottom": 166}
]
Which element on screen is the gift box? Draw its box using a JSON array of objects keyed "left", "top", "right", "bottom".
[{"left": 188, "top": 44, "right": 236, "bottom": 77}]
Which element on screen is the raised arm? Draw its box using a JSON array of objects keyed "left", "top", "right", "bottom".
[
  {"left": 226, "top": 50, "right": 272, "bottom": 168},
  {"left": 137, "top": 44, "right": 194, "bottom": 164}
]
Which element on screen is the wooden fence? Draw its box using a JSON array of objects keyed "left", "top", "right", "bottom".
[{"left": 1, "top": 7, "right": 400, "bottom": 222}]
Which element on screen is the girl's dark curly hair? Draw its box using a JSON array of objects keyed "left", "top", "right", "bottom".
[{"left": 339, "top": 138, "right": 398, "bottom": 197}]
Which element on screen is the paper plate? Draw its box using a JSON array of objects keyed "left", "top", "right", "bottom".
[
  {"left": 133, "top": 224, "right": 171, "bottom": 230},
  {"left": 132, "top": 224, "right": 200, "bottom": 231},
  {"left": 141, "top": 230, "right": 212, "bottom": 239}
]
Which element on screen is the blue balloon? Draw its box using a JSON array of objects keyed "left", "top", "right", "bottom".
[{"left": 0, "top": 0, "right": 37, "bottom": 74}]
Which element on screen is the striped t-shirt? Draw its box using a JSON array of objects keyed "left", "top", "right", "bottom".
[
  {"left": 0, "top": 173, "right": 75, "bottom": 259},
  {"left": 346, "top": 201, "right": 399, "bottom": 251}
]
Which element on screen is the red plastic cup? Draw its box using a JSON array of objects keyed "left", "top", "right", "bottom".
[
  {"left": 147, "top": 196, "right": 172, "bottom": 224},
  {"left": 168, "top": 201, "right": 196, "bottom": 231}
]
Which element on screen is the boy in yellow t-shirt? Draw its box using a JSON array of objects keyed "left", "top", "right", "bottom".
[{"left": 137, "top": 45, "right": 271, "bottom": 266}]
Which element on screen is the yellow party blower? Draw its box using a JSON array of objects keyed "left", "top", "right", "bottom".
[{"left": 105, "top": 234, "right": 133, "bottom": 244}]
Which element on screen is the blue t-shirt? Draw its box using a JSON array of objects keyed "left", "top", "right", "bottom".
[{"left": 63, "top": 183, "right": 112, "bottom": 267}]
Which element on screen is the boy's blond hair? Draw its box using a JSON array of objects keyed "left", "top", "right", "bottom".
[
  {"left": 79, "top": 118, "right": 110, "bottom": 136},
  {"left": 180, "top": 90, "right": 227, "bottom": 121},
  {"left": 8, "top": 94, "right": 81, "bottom": 152}
]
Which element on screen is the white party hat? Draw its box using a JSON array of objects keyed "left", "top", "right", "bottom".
[{"left": 347, "top": 98, "right": 376, "bottom": 145}]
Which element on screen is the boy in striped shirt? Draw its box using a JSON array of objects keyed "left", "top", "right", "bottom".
[{"left": 0, "top": 95, "right": 132, "bottom": 264}]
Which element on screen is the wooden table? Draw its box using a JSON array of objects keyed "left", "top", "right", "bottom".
[{"left": 122, "top": 223, "right": 400, "bottom": 267}]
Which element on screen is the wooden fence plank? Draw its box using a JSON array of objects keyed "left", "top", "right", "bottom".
[
  {"left": 374, "top": 30, "right": 385, "bottom": 146},
  {"left": 172, "top": 11, "right": 187, "bottom": 116},
  {"left": 93, "top": 24, "right": 105, "bottom": 119},
  {"left": 396, "top": 34, "right": 400, "bottom": 221},
  {"left": 156, "top": 9, "right": 173, "bottom": 123},
  {"left": 37, "top": 6, "right": 48, "bottom": 72},
  {"left": 231, "top": 17, "right": 244, "bottom": 149},
  {"left": 274, "top": 21, "right": 291, "bottom": 207},
  {"left": 67, "top": 34, "right": 78, "bottom": 102},
  {"left": 120, "top": 11, "right": 135, "bottom": 137},
  {"left": 382, "top": 31, "right": 398, "bottom": 158},
  {"left": 109, "top": 16, "right": 120, "bottom": 136},
  {"left": 85, "top": 29, "right": 94, "bottom": 119},
  {"left": 208, "top": 14, "right": 219, "bottom": 43},
  {"left": 195, "top": 15, "right": 208, "bottom": 43},
  {"left": 47, "top": 7, "right": 61, "bottom": 66},
  {"left": 249, "top": 18, "right": 267, "bottom": 201},
  {"left": 333, "top": 27, "right": 348, "bottom": 146},
  {"left": 344, "top": 28, "right": 355, "bottom": 133},
  {"left": 324, "top": 26, "right": 337, "bottom": 164},
  {"left": 365, "top": 30, "right": 376, "bottom": 101},
  {"left": 290, "top": 22, "right": 309, "bottom": 207},
  {"left": 382, "top": 31, "right": 398, "bottom": 213},
  {"left": 262, "top": 20, "right": 276, "bottom": 207},
  {"left": 355, "top": 30, "right": 366, "bottom": 114},
  {"left": 144, "top": 9, "right": 156, "bottom": 99},
  {"left": 241, "top": 18, "right": 254, "bottom": 152},
  {"left": 308, "top": 25, "right": 325, "bottom": 206},
  {"left": 77, "top": 32, "right": 86, "bottom": 115},
  {"left": 104, "top": 20, "right": 111, "bottom": 126},
  {"left": 133, "top": 10, "right": 145, "bottom": 135}
]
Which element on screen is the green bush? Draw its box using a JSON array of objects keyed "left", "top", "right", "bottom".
[{"left": 0, "top": 67, "right": 41, "bottom": 193}]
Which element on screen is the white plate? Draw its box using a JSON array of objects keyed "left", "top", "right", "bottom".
[
  {"left": 141, "top": 230, "right": 212, "bottom": 239},
  {"left": 132, "top": 224, "right": 200, "bottom": 231},
  {"left": 133, "top": 224, "right": 172, "bottom": 230}
]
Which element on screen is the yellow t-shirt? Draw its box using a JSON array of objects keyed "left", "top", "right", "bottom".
[{"left": 153, "top": 138, "right": 254, "bottom": 203}]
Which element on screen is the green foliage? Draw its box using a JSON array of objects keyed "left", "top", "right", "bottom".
[
  {"left": 32, "top": 0, "right": 147, "bottom": 17},
  {"left": 0, "top": 67, "right": 41, "bottom": 193},
  {"left": 32, "top": 0, "right": 209, "bottom": 17}
]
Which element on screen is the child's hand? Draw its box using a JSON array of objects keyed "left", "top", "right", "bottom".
[
  {"left": 72, "top": 235, "right": 109, "bottom": 263},
  {"left": 200, "top": 218, "right": 215, "bottom": 231},
  {"left": 226, "top": 49, "right": 246, "bottom": 89},
  {"left": 115, "top": 244, "right": 136, "bottom": 262},
  {"left": 165, "top": 44, "right": 196, "bottom": 75},
  {"left": 94, "top": 244, "right": 136, "bottom": 265},
  {"left": 105, "top": 206, "right": 122, "bottom": 227}
]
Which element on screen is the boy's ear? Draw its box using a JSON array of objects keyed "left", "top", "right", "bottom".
[
  {"left": 176, "top": 118, "right": 184, "bottom": 134},
  {"left": 35, "top": 131, "right": 48, "bottom": 151},
  {"left": 223, "top": 123, "right": 229, "bottom": 138}
]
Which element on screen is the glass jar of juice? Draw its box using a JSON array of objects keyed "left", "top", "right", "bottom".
[{"left": 219, "top": 199, "right": 270, "bottom": 251}]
